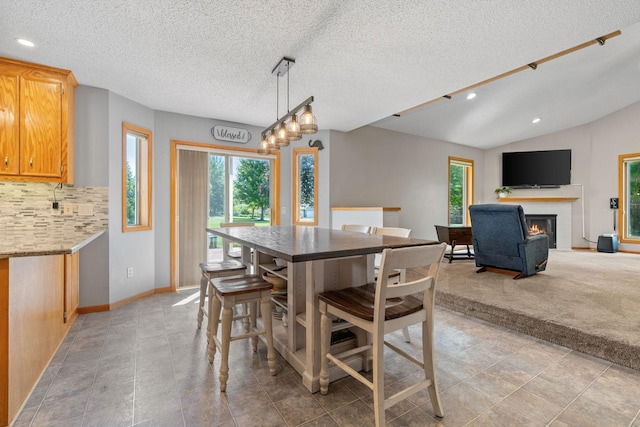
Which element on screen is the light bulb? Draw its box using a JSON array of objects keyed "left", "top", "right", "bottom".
[
  {"left": 299, "top": 105, "right": 318, "bottom": 134},
  {"left": 287, "top": 115, "right": 302, "bottom": 141}
]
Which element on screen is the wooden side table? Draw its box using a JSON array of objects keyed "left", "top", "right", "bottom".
[{"left": 434, "top": 225, "right": 474, "bottom": 263}]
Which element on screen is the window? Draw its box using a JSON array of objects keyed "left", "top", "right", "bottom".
[
  {"left": 448, "top": 157, "right": 474, "bottom": 225},
  {"left": 122, "top": 122, "right": 152, "bottom": 232},
  {"left": 293, "top": 147, "right": 318, "bottom": 225},
  {"left": 619, "top": 153, "right": 640, "bottom": 243}
]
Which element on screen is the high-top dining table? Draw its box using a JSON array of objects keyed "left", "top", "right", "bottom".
[{"left": 205, "top": 225, "right": 438, "bottom": 392}]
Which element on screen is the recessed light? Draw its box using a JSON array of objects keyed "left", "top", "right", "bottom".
[
  {"left": 532, "top": 117, "right": 541, "bottom": 124},
  {"left": 466, "top": 93, "right": 477, "bottom": 100},
  {"left": 16, "top": 38, "right": 35, "bottom": 47}
]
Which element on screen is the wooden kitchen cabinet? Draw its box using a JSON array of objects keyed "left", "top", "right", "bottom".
[
  {"left": 0, "top": 57, "right": 77, "bottom": 183},
  {"left": 1, "top": 255, "right": 66, "bottom": 426},
  {"left": 64, "top": 252, "right": 80, "bottom": 324}
]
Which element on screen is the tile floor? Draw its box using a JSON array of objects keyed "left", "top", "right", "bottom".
[{"left": 13, "top": 288, "right": 640, "bottom": 427}]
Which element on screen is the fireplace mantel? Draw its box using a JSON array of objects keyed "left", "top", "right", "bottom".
[{"left": 499, "top": 197, "right": 578, "bottom": 203}]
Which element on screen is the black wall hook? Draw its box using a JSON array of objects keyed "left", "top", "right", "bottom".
[{"left": 308, "top": 139, "right": 324, "bottom": 150}]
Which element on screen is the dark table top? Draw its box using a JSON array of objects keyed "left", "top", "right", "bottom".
[{"left": 206, "top": 225, "right": 438, "bottom": 263}]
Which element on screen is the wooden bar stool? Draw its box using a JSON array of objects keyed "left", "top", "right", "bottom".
[
  {"left": 196, "top": 260, "right": 247, "bottom": 330},
  {"left": 372, "top": 226, "right": 412, "bottom": 343},
  {"left": 318, "top": 243, "right": 447, "bottom": 427},
  {"left": 207, "top": 275, "right": 276, "bottom": 391}
]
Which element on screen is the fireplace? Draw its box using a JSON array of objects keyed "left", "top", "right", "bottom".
[{"left": 525, "top": 214, "right": 557, "bottom": 249}]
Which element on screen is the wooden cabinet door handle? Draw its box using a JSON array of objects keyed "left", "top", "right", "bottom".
[
  {"left": 29, "top": 157, "right": 33, "bottom": 169},
  {"left": 4, "top": 157, "right": 7, "bottom": 167}
]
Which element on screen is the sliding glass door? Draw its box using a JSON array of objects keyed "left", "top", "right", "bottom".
[
  {"left": 176, "top": 145, "right": 276, "bottom": 288},
  {"left": 208, "top": 154, "right": 271, "bottom": 228}
]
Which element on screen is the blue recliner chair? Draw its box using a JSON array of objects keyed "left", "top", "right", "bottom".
[{"left": 469, "top": 204, "right": 549, "bottom": 279}]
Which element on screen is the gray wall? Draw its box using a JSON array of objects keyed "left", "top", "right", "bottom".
[
  {"left": 107, "top": 92, "right": 156, "bottom": 303},
  {"left": 75, "top": 86, "right": 110, "bottom": 307},
  {"left": 329, "top": 126, "right": 485, "bottom": 240},
  {"left": 484, "top": 100, "right": 640, "bottom": 251}
]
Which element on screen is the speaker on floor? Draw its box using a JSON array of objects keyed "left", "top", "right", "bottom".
[{"left": 597, "top": 234, "right": 618, "bottom": 253}]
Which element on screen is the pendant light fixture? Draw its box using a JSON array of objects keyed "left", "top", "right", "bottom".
[{"left": 259, "top": 57, "right": 317, "bottom": 154}]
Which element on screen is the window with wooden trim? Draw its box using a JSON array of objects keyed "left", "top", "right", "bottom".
[
  {"left": 122, "top": 122, "right": 152, "bottom": 232},
  {"left": 448, "top": 157, "right": 474, "bottom": 225},
  {"left": 619, "top": 152, "right": 640, "bottom": 243},
  {"left": 293, "top": 147, "right": 318, "bottom": 225}
]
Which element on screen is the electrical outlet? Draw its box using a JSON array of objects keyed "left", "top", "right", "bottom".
[
  {"left": 63, "top": 204, "right": 73, "bottom": 215},
  {"left": 127, "top": 267, "right": 134, "bottom": 278}
]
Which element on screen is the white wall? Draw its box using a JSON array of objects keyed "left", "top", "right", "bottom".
[
  {"left": 484, "top": 100, "right": 640, "bottom": 251},
  {"left": 329, "top": 126, "right": 485, "bottom": 240}
]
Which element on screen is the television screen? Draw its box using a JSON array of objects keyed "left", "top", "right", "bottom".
[{"left": 502, "top": 149, "right": 571, "bottom": 188}]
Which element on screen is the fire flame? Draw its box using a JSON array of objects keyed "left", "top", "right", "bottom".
[{"left": 529, "top": 224, "right": 546, "bottom": 235}]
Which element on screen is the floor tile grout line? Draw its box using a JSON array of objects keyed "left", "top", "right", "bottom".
[
  {"left": 459, "top": 337, "right": 573, "bottom": 426},
  {"left": 131, "top": 305, "right": 140, "bottom": 427},
  {"left": 545, "top": 363, "right": 613, "bottom": 426},
  {"left": 163, "top": 302, "right": 188, "bottom": 427},
  {"left": 27, "top": 317, "right": 85, "bottom": 427},
  {"left": 79, "top": 315, "right": 110, "bottom": 426}
]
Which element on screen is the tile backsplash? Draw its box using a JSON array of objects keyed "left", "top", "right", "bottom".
[{"left": 0, "top": 182, "right": 108, "bottom": 232}]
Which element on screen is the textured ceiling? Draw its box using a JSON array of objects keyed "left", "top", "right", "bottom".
[{"left": 2, "top": 1, "right": 640, "bottom": 148}]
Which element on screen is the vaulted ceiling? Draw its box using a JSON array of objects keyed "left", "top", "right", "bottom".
[{"left": 2, "top": 1, "right": 640, "bottom": 149}]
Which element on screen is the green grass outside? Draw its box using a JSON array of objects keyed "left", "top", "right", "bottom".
[{"left": 208, "top": 216, "right": 271, "bottom": 228}]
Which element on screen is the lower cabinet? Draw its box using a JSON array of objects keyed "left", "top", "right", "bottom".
[
  {"left": 0, "top": 253, "right": 79, "bottom": 426},
  {"left": 65, "top": 252, "right": 80, "bottom": 324}
]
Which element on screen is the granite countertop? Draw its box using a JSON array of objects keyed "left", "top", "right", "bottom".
[{"left": 0, "top": 227, "right": 107, "bottom": 258}]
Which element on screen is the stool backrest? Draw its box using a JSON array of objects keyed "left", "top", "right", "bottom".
[
  {"left": 341, "top": 224, "right": 371, "bottom": 233},
  {"left": 372, "top": 227, "right": 411, "bottom": 238},
  {"left": 375, "top": 243, "right": 446, "bottom": 321}
]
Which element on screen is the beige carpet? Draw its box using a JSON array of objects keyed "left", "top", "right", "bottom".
[{"left": 430, "top": 250, "right": 640, "bottom": 370}]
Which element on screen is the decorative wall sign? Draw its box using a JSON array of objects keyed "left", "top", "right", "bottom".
[{"left": 211, "top": 125, "right": 252, "bottom": 144}]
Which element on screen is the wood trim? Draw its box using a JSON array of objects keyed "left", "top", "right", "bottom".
[
  {"left": 0, "top": 56, "right": 74, "bottom": 76},
  {"left": 331, "top": 207, "right": 401, "bottom": 211},
  {"left": 498, "top": 197, "right": 578, "bottom": 203},
  {"left": 110, "top": 289, "right": 155, "bottom": 311},
  {"left": 618, "top": 153, "right": 640, "bottom": 244},
  {"left": 77, "top": 286, "right": 177, "bottom": 314},
  {"left": 292, "top": 147, "right": 318, "bottom": 226},
  {"left": 122, "top": 122, "right": 153, "bottom": 233},
  {"left": 448, "top": 156, "right": 474, "bottom": 226},
  {"left": 170, "top": 140, "right": 178, "bottom": 291},
  {"left": 272, "top": 150, "right": 281, "bottom": 225},
  {"left": 0, "top": 259, "right": 8, "bottom": 427},
  {"left": 397, "top": 30, "right": 622, "bottom": 115},
  {"left": 77, "top": 304, "right": 110, "bottom": 314}
]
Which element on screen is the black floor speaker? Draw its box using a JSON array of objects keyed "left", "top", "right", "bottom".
[{"left": 597, "top": 235, "right": 618, "bottom": 253}]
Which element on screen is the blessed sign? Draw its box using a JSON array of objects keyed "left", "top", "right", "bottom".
[{"left": 211, "top": 125, "right": 252, "bottom": 144}]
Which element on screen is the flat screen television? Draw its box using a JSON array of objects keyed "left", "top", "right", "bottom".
[{"left": 502, "top": 149, "right": 571, "bottom": 188}]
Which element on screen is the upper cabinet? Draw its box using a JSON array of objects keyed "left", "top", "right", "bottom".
[{"left": 0, "top": 57, "right": 76, "bottom": 183}]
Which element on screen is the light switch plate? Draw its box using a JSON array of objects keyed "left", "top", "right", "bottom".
[{"left": 78, "top": 204, "right": 94, "bottom": 216}]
